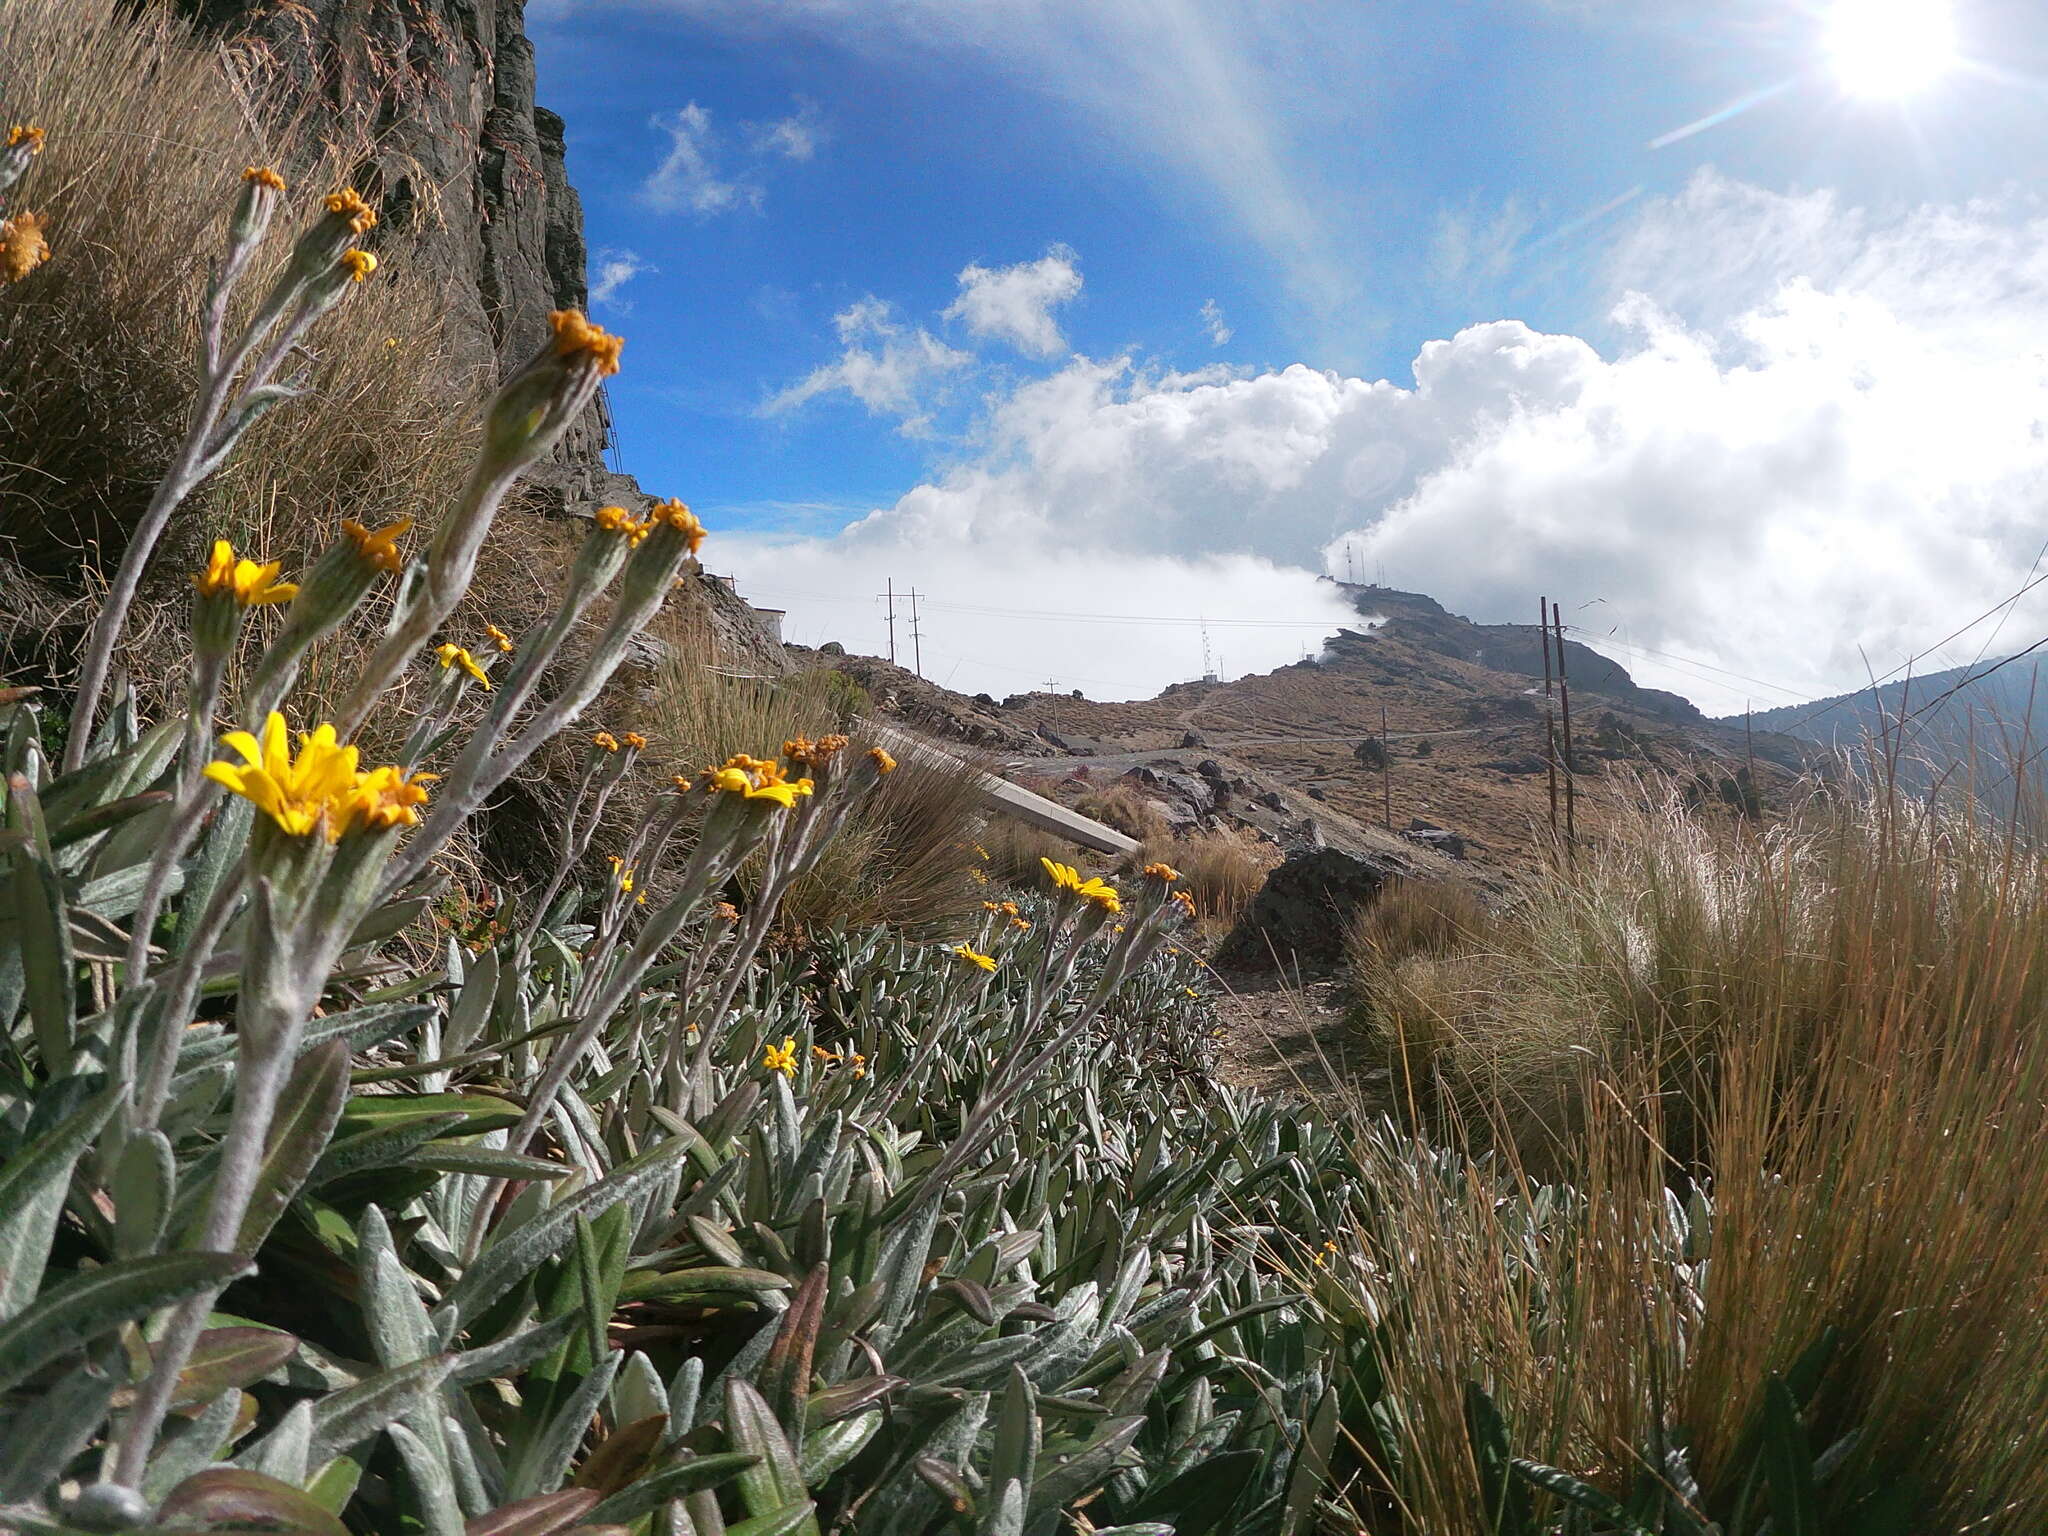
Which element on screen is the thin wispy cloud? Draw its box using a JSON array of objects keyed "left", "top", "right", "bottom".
[
  {"left": 640, "top": 98, "right": 825, "bottom": 215},
  {"left": 641, "top": 103, "right": 756, "bottom": 215},
  {"left": 590, "top": 248, "right": 653, "bottom": 309},
  {"left": 1200, "top": 299, "right": 1233, "bottom": 345},
  {"left": 599, "top": 0, "right": 1368, "bottom": 342},
  {"left": 763, "top": 298, "right": 972, "bottom": 433},
  {"left": 749, "top": 103, "right": 823, "bottom": 161}
]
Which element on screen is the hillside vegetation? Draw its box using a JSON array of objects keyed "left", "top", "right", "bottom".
[{"left": 1, "top": 10, "right": 2046, "bottom": 1536}]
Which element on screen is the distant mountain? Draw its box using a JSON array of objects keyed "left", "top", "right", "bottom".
[
  {"left": 1739, "top": 655, "right": 2048, "bottom": 795},
  {"left": 804, "top": 579, "right": 1809, "bottom": 880}
]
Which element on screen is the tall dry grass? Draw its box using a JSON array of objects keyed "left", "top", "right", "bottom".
[
  {"left": 1138, "top": 824, "right": 1278, "bottom": 928},
  {"left": 0, "top": 0, "right": 473, "bottom": 697},
  {"left": 643, "top": 656, "right": 988, "bottom": 936},
  {"left": 1327, "top": 786, "right": 2048, "bottom": 1531}
]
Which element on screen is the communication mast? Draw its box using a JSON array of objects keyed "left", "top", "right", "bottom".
[{"left": 1200, "top": 621, "right": 1219, "bottom": 684}]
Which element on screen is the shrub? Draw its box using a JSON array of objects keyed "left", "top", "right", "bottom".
[
  {"left": 978, "top": 807, "right": 1089, "bottom": 887},
  {"left": 1137, "top": 824, "right": 1278, "bottom": 929},
  {"left": 0, "top": 133, "right": 1336, "bottom": 1536},
  {"left": 1073, "top": 781, "right": 1170, "bottom": 842},
  {"left": 643, "top": 657, "right": 987, "bottom": 934},
  {"left": 1326, "top": 786, "right": 2048, "bottom": 1531}
]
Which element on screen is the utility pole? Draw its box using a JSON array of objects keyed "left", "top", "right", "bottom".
[
  {"left": 1540, "top": 595, "right": 1559, "bottom": 844},
  {"left": 907, "top": 588, "right": 924, "bottom": 678},
  {"left": 1551, "top": 599, "right": 1576, "bottom": 848},
  {"left": 1381, "top": 702, "right": 1393, "bottom": 830},
  {"left": 878, "top": 579, "right": 898, "bottom": 667}
]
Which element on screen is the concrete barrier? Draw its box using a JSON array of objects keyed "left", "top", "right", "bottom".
[{"left": 868, "top": 723, "right": 1139, "bottom": 857}]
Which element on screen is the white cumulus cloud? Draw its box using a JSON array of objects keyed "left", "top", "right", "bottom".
[
  {"left": 725, "top": 173, "right": 2048, "bottom": 712},
  {"left": 943, "top": 246, "right": 1083, "bottom": 357},
  {"left": 763, "top": 299, "right": 973, "bottom": 433}
]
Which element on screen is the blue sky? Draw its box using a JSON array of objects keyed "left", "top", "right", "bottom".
[{"left": 529, "top": 0, "right": 2048, "bottom": 710}]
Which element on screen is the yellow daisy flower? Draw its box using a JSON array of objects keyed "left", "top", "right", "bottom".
[
  {"left": 433, "top": 643, "right": 491, "bottom": 689},
  {"left": 192, "top": 539, "right": 298, "bottom": 607}
]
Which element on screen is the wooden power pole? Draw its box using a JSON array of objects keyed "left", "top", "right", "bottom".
[
  {"left": 1540, "top": 596, "right": 1559, "bottom": 843},
  {"left": 1551, "top": 599, "right": 1576, "bottom": 847},
  {"left": 1381, "top": 702, "right": 1393, "bottom": 830}
]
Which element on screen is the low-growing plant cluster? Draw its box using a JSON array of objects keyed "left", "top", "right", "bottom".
[
  {"left": 0, "top": 128, "right": 1374, "bottom": 1536},
  {"left": 9, "top": 57, "right": 2048, "bottom": 1536}
]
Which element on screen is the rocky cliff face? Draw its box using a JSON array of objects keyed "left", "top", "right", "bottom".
[
  {"left": 180, "top": 0, "right": 603, "bottom": 476},
  {"left": 175, "top": 0, "right": 790, "bottom": 671}
]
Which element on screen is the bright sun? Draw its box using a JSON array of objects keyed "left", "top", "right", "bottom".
[{"left": 1824, "top": 0, "right": 1959, "bottom": 98}]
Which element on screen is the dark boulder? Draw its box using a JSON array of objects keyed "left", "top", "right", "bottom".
[{"left": 1214, "top": 846, "right": 1411, "bottom": 973}]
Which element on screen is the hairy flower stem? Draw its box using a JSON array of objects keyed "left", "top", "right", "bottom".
[
  {"left": 121, "top": 650, "right": 232, "bottom": 987},
  {"left": 129, "top": 873, "right": 244, "bottom": 1137},
  {"left": 107, "top": 984, "right": 298, "bottom": 1490},
  {"left": 64, "top": 247, "right": 333, "bottom": 769}
]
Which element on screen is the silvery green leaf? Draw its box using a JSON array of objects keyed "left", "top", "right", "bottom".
[
  {"left": 980, "top": 1476, "right": 1025, "bottom": 1536},
  {"left": 233, "top": 1040, "right": 350, "bottom": 1254},
  {"left": 797, "top": 1409, "right": 880, "bottom": 1487},
  {"left": 305, "top": 1352, "right": 457, "bottom": 1465},
  {"left": 0, "top": 1251, "right": 247, "bottom": 1394},
  {"left": 444, "top": 945, "right": 498, "bottom": 1057},
  {"left": 236, "top": 1399, "right": 313, "bottom": 1482},
  {"left": 388, "top": 1419, "right": 465, "bottom": 1536},
  {"left": 160, "top": 1060, "right": 231, "bottom": 1140},
  {"left": 110, "top": 1126, "right": 173, "bottom": 1260},
  {"left": 6, "top": 790, "right": 75, "bottom": 1077},
  {"left": 990, "top": 1367, "right": 1038, "bottom": 1515},
  {"left": 74, "top": 861, "right": 181, "bottom": 922},
  {"left": 586, "top": 1454, "right": 764, "bottom": 1527},
  {"left": 446, "top": 1313, "right": 578, "bottom": 1388},
  {"left": 314, "top": 1111, "right": 468, "bottom": 1184},
  {"left": 611, "top": 1349, "right": 668, "bottom": 1430},
  {"left": 0, "top": 1083, "right": 117, "bottom": 1319},
  {"left": 724, "top": 1379, "right": 820, "bottom": 1536},
  {"left": 141, "top": 1385, "right": 243, "bottom": 1503},
  {"left": 358, "top": 1205, "right": 435, "bottom": 1367},
  {"left": 0, "top": 1334, "right": 123, "bottom": 1500},
  {"left": 1027, "top": 1415, "right": 1147, "bottom": 1520},
  {"left": 505, "top": 1353, "right": 616, "bottom": 1500},
  {"left": 432, "top": 1135, "right": 691, "bottom": 1346}
]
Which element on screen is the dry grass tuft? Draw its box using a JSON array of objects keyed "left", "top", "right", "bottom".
[
  {"left": 633, "top": 653, "right": 988, "bottom": 937},
  {"left": 1136, "top": 825, "right": 1278, "bottom": 929},
  {"left": 1328, "top": 785, "right": 2048, "bottom": 1531},
  {"left": 0, "top": 0, "right": 474, "bottom": 704},
  {"left": 978, "top": 811, "right": 1091, "bottom": 889},
  {"left": 1073, "top": 782, "right": 1170, "bottom": 843}
]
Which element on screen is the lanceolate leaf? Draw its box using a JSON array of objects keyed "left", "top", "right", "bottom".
[
  {"left": 584, "top": 1454, "right": 762, "bottom": 1527},
  {"left": 0, "top": 1251, "right": 248, "bottom": 1395},
  {"left": 6, "top": 783, "right": 75, "bottom": 1077},
  {"left": 305, "top": 1352, "right": 459, "bottom": 1465},
  {"left": 0, "top": 1084, "right": 118, "bottom": 1319},
  {"left": 725, "top": 1379, "right": 822, "bottom": 1536},
  {"left": 158, "top": 1466, "right": 350, "bottom": 1536},
  {"left": 433, "top": 1136, "right": 692, "bottom": 1345},
  {"left": 236, "top": 1040, "right": 352, "bottom": 1255},
  {"left": 463, "top": 1488, "right": 601, "bottom": 1536}
]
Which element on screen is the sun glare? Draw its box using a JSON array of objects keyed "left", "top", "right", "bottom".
[{"left": 1824, "top": 0, "right": 1959, "bottom": 98}]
